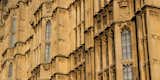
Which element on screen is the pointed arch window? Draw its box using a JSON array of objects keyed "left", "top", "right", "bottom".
[
  {"left": 45, "top": 20, "right": 51, "bottom": 63},
  {"left": 10, "top": 17, "right": 16, "bottom": 48},
  {"left": 121, "top": 28, "right": 132, "bottom": 60},
  {"left": 8, "top": 63, "right": 13, "bottom": 79},
  {"left": 46, "top": 21, "right": 51, "bottom": 41},
  {"left": 12, "top": 17, "right": 16, "bottom": 33}
]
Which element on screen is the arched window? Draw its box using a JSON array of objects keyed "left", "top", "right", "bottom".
[
  {"left": 121, "top": 28, "right": 132, "bottom": 60},
  {"left": 10, "top": 17, "right": 16, "bottom": 47},
  {"left": 8, "top": 63, "right": 13, "bottom": 79},
  {"left": 123, "top": 65, "right": 133, "bottom": 80},
  {"left": 45, "top": 20, "right": 51, "bottom": 63},
  {"left": 45, "top": 21, "right": 51, "bottom": 41},
  {"left": 12, "top": 17, "right": 16, "bottom": 33}
]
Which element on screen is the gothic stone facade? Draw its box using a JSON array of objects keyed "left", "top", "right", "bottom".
[{"left": 0, "top": 0, "right": 160, "bottom": 80}]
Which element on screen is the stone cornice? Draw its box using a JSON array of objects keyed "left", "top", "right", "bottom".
[
  {"left": 1, "top": 35, "right": 34, "bottom": 70},
  {"left": 51, "top": 54, "right": 68, "bottom": 63},
  {"left": 50, "top": 72, "right": 69, "bottom": 79},
  {"left": 1, "top": 35, "right": 33, "bottom": 57}
]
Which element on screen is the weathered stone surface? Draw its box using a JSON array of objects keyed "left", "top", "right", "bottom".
[{"left": 0, "top": 0, "right": 160, "bottom": 80}]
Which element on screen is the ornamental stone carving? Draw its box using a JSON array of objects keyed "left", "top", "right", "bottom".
[{"left": 118, "top": 0, "right": 128, "bottom": 8}]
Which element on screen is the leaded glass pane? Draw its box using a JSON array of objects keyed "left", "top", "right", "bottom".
[
  {"left": 12, "top": 17, "right": 16, "bottom": 33},
  {"left": 10, "top": 17, "right": 16, "bottom": 48},
  {"left": 45, "top": 44, "right": 50, "bottom": 63},
  {"left": 10, "top": 34, "right": 16, "bottom": 48},
  {"left": 45, "top": 21, "right": 51, "bottom": 63},
  {"left": 121, "top": 29, "right": 132, "bottom": 60},
  {"left": 123, "top": 65, "right": 133, "bottom": 80},
  {"left": 46, "top": 21, "right": 51, "bottom": 41},
  {"left": 128, "top": 66, "right": 133, "bottom": 80}
]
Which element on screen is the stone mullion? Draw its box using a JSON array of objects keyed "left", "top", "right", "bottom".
[
  {"left": 85, "top": 51, "right": 89, "bottom": 80},
  {"left": 81, "top": 66, "right": 85, "bottom": 80},
  {"left": 41, "top": 19, "right": 46, "bottom": 63},
  {"left": 77, "top": 1, "right": 80, "bottom": 25},
  {"left": 93, "top": 0, "right": 98, "bottom": 15},
  {"left": 89, "top": 31, "right": 92, "bottom": 48},
  {"left": 80, "top": 68, "right": 82, "bottom": 80},
  {"left": 86, "top": 50, "right": 91, "bottom": 80},
  {"left": 98, "top": 0, "right": 101, "bottom": 10},
  {"left": 106, "top": 8, "right": 110, "bottom": 26},
  {"left": 101, "top": 34, "right": 107, "bottom": 70},
  {"left": 100, "top": 14, "right": 103, "bottom": 32},
  {"left": 99, "top": 38, "right": 103, "bottom": 70},
  {"left": 77, "top": 70, "right": 80, "bottom": 80},
  {"left": 108, "top": 4, "right": 113, "bottom": 25},
  {"left": 108, "top": 29, "right": 114, "bottom": 80},
  {"left": 90, "top": 0, "right": 94, "bottom": 27},
  {"left": 81, "top": 22, "right": 85, "bottom": 45},
  {"left": 106, "top": 69, "right": 110, "bottom": 80},
  {"left": 19, "top": 2, "right": 24, "bottom": 42},
  {"left": 77, "top": 26, "right": 80, "bottom": 48},
  {"left": 114, "top": 24, "right": 123, "bottom": 80},
  {"left": 94, "top": 38, "right": 101, "bottom": 80},
  {"left": 81, "top": 0, "right": 85, "bottom": 45},
  {"left": 70, "top": 72, "right": 74, "bottom": 80},
  {"left": 103, "top": 71, "right": 107, "bottom": 80},
  {"left": 90, "top": 48, "right": 95, "bottom": 80},
  {"left": 89, "top": 51, "right": 92, "bottom": 80},
  {"left": 102, "top": 9, "right": 107, "bottom": 29},
  {"left": 84, "top": 31, "right": 88, "bottom": 50},
  {"left": 71, "top": 54, "right": 74, "bottom": 70},
  {"left": 81, "top": 0, "right": 84, "bottom": 22},
  {"left": 38, "top": 46, "right": 41, "bottom": 65},
  {"left": 84, "top": 0, "right": 89, "bottom": 29},
  {"left": 90, "top": 28, "right": 94, "bottom": 47}
]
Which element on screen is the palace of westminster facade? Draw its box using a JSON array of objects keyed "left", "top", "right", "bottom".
[{"left": 0, "top": 0, "right": 160, "bottom": 80}]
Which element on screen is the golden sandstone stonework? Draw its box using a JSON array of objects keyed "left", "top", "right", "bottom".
[{"left": 0, "top": 0, "right": 160, "bottom": 80}]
